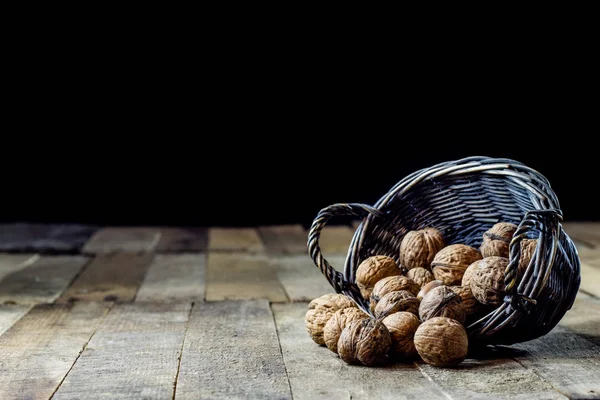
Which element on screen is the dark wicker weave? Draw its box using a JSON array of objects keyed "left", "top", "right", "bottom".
[{"left": 308, "top": 156, "right": 581, "bottom": 345}]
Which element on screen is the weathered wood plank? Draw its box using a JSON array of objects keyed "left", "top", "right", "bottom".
[
  {"left": 82, "top": 227, "right": 161, "bottom": 254},
  {"left": 156, "top": 227, "right": 208, "bottom": 252},
  {"left": 57, "top": 253, "right": 154, "bottom": 303},
  {"left": 560, "top": 292, "right": 600, "bottom": 346},
  {"left": 258, "top": 225, "right": 307, "bottom": 254},
  {"left": 135, "top": 254, "right": 205, "bottom": 303},
  {"left": 208, "top": 227, "right": 265, "bottom": 253},
  {"left": 271, "top": 254, "right": 344, "bottom": 302},
  {"left": 577, "top": 246, "right": 600, "bottom": 269},
  {"left": 0, "top": 304, "right": 31, "bottom": 337},
  {"left": 563, "top": 222, "right": 600, "bottom": 248},
  {"left": 0, "top": 255, "right": 89, "bottom": 304},
  {"left": 206, "top": 253, "right": 287, "bottom": 302},
  {"left": 0, "top": 223, "right": 98, "bottom": 254},
  {"left": 417, "top": 353, "right": 565, "bottom": 399},
  {"left": 176, "top": 300, "right": 291, "bottom": 400},
  {"left": 513, "top": 325, "right": 600, "bottom": 399},
  {"left": 53, "top": 302, "right": 191, "bottom": 400},
  {"left": 0, "top": 253, "right": 38, "bottom": 281},
  {"left": 318, "top": 225, "right": 354, "bottom": 255},
  {"left": 0, "top": 302, "right": 108, "bottom": 400},
  {"left": 580, "top": 261, "right": 600, "bottom": 297},
  {"left": 272, "top": 302, "right": 448, "bottom": 400}
]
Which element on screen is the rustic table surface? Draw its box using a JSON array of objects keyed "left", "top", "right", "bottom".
[{"left": 0, "top": 222, "right": 598, "bottom": 400}]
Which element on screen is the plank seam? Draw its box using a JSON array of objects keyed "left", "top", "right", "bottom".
[
  {"left": 579, "top": 288, "right": 599, "bottom": 299},
  {"left": 54, "top": 256, "right": 95, "bottom": 304},
  {"left": 172, "top": 301, "right": 195, "bottom": 400},
  {"left": 413, "top": 362, "right": 454, "bottom": 400},
  {"left": 510, "top": 356, "right": 571, "bottom": 399},
  {"left": 49, "top": 302, "right": 114, "bottom": 399},
  {"left": 270, "top": 302, "right": 294, "bottom": 400}
]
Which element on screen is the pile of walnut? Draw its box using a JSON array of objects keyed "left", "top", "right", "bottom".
[{"left": 305, "top": 222, "right": 537, "bottom": 368}]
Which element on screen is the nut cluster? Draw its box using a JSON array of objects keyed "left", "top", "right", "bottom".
[{"left": 306, "top": 221, "right": 536, "bottom": 369}]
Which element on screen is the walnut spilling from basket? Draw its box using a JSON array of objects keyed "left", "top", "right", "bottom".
[{"left": 305, "top": 222, "right": 537, "bottom": 368}]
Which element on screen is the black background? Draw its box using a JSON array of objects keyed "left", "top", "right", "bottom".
[
  {"left": 1, "top": 133, "right": 597, "bottom": 228},
  {"left": 2, "top": 52, "right": 597, "bottom": 228}
]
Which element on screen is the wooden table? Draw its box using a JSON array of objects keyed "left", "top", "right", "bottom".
[{"left": 0, "top": 223, "right": 598, "bottom": 399}]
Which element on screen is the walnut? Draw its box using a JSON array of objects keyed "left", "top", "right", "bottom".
[
  {"left": 461, "top": 260, "right": 479, "bottom": 287},
  {"left": 406, "top": 267, "right": 434, "bottom": 288},
  {"left": 417, "top": 280, "right": 443, "bottom": 300},
  {"left": 414, "top": 317, "right": 469, "bottom": 367},
  {"left": 518, "top": 239, "right": 538, "bottom": 278},
  {"left": 399, "top": 228, "right": 445, "bottom": 271},
  {"left": 480, "top": 222, "right": 517, "bottom": 258},
  {"left": 431, "top": 244, "right": 482, "bottom": 286},
  {"left": 323, "top": 307, "right": 369, "bottom": 353},
  {"left": 469, "top": 256, "right": 509, "bottom": 306},
  {"left": 370, "top": 275, "right": 420, "bottom": 314},
  {"left": 305, "top": 293, "right": 357, "bottom": 345},
  {"left": 338, "top": 318, "right": 392, "bottom": 366},
  {"left": 355, "top": 255, "right": 401, "bottom": 300},
  {"left": 418, "top": 285, "right": 466, "bottom": 325},
  {"left": 374, "top": 290, "right": 420, "bottom": 319},
  {"left": 448, "top": 285, "right": 480, "bottom": 317},
  {"left": 382, "top": 312, "right": 420, "bottom": 360}
]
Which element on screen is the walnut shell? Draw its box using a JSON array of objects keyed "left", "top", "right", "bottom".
[
  {"left": 382, "top": 312, "right": 420, "bottom": 360},
  {"left": 406, "top": 267, "right": 434, "bottom": 288},
  {"left": 414, "top": 317, "right": 469, "bottom": 367},
  {"left": 355, "top": 255, "right": 401, "bottom": 300},
  {"left": 418, "top": 285, "right": 466, "bottom": 325},
  {"left": 518, "top": 239, "right": 538, "bottom": 278},
  {"left": 323, "top": 307, "right": 369, "bottom": 353},
  {"left": 305, "top": 293, "right": 357, "bottom": 345},
  {"left": 399, "top": 228, "right": 445, "bottom": 271},
  {"left": 448, "top": 285, "right": 480, "bottom": 317},
  {"left": 374, "top": 290, "right": 420, "bottom": 319},
  {"left": 417, "top": 280, "right": 443, "bottom": 300},
  {"left": 431, "top": 244, "right": 482, "bottom": 286},
  {"left": 370, "top": 275, "right": 420, "bottom": 314},
  {"left": 480, "top": 222, "right": 517, "bottom": 258},
  {"left": 469, "top": 256, "right": 509, "bottom": 306},
  {"left": 461, "top": 260, "right": 479, "bottom": 287},
  {"left": 338, "top": 318, "right": 392, "bottom": 366}
]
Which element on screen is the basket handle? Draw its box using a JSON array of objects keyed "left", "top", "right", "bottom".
[
  {"left": 307, "top": 203, "right": 383, "bottom": 295},
  {"left": 504, "top": 208, "right": 563, "bottom": 312}
]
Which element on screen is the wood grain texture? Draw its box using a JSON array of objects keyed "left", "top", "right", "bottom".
[
  {"left": 176, "top": 300, "right": 291, "bottom": 400},
  {"left": 580, "top": 262, "right": 600, "bottom": 297},
  {"left": 318, "top": 225, "right": 354, "bottom": 255},
  {"left": 513, "top": 325, "right": 600, "bottom": 399},
  {"left": 563, "top": 222, "right": 600, "bottom": 248},
  {"left": 258, "top": 225, "right": 307, "bottom": 254},
  {"left": 57, "top": 253, "right": 153, "bottom": 303},
  {"left": 417, "top": 355, "right": 565, "bottom": 399},
  {"left": 0, "top": 304, "right": 31, "bottom": 337},
  {"left": 271, "top": 254, "right": 344, "bottom": 302},
  {"left": 0, "top": 223, "right": 98, "bottom": 253},
  {"left": 82, "top": 227, "right": 161, "bottom": 254},
  {"left": 0, "top": 253, "right": 38, "bottom": 281},
  {"left": 0, "top": 255, "right": 89, "bottom": 304},
  {"left": 206, "top": 253, "right": 287, "bottom": 302},
  {"left": 272, "top": 302, "right": 448, "bottom": 400},
  {"left": 53, "top": 302, "right": 191, "bottom": 400},
  {"left": 0, "top": 302, "right": 108, "bottom": 400},
  {"left": 560, "top": 292, "right": 600, "bottom": 346},
  {"left": 156, "top": 227, "right": 208, "bottom": 252},
  {"left": 135, "top": 254, "right": 205, "bottom": 303},
  {"left": 208, "top": 227, "right": 265, "bottom": 253}
]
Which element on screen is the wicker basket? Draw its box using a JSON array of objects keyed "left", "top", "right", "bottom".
[{"left": 308, "top": 156, "right": 581, "bottom": 346}]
